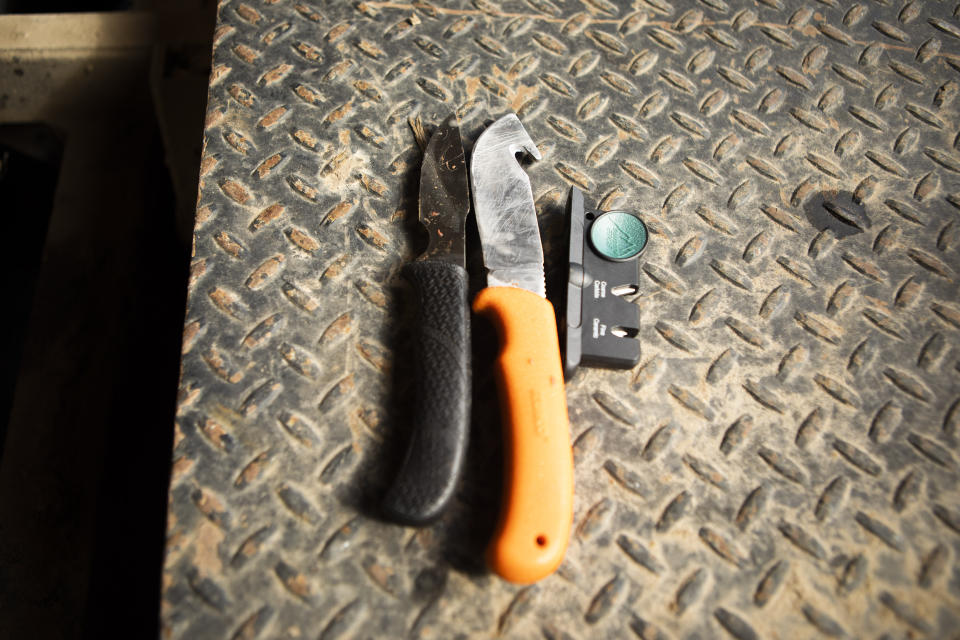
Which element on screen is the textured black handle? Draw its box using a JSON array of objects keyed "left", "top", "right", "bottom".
[{"left": 382, "top": 260, "right": 470, "bottom": 525}]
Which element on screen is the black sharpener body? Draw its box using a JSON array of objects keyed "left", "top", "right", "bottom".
[{"left": 563, "top": 187, "right": 644, "bottom": 379}]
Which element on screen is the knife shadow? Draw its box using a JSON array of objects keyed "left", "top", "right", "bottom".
[
  {"left": 539, "top": 195, "right": 570, "bottom": 329},
  {"left": 342, "top": 150, "right": 421, "bottom": 519},
  {"left": 429, "top": 215, "right": 502, "bottom": 575}
]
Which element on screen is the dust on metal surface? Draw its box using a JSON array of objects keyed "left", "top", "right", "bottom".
[{"left": 163, "top": 1, "right": 960, "bottom": 637}]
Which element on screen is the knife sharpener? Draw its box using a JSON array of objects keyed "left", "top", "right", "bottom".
[{"left": 563, "top": 187, "right": 644, "bottom": 379}]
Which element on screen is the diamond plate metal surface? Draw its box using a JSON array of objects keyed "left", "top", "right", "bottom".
[{"left": 163, "top": 1, "right": 960, "bottom": 637}]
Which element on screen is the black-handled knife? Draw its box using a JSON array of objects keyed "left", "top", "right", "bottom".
[{"left": 382, "top": 115, "right": 471, "bottom": 525}]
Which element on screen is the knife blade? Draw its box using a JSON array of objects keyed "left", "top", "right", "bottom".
[
  {"left": 382, "top": 115, "right": 471, "bottom": 525},
  {"left": 470, "top": 113, "right": 573, "bottom": 583}
]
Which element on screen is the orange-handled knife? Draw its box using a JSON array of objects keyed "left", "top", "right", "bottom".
[{"left": 470, "top": 114, "right": 573, "bottom": 584}]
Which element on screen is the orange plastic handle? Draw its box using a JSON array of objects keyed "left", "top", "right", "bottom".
[{"left": 473, "top": 286, "right": 573, "bottom": 584}]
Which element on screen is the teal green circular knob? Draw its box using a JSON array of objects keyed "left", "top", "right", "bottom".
[{"left": 589, "top": 210, "right": 648, "bottom": 261}]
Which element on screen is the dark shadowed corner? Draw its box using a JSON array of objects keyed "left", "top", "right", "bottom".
[{"left": 0, "top": 3, "right": 213, "bottom": 638}]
